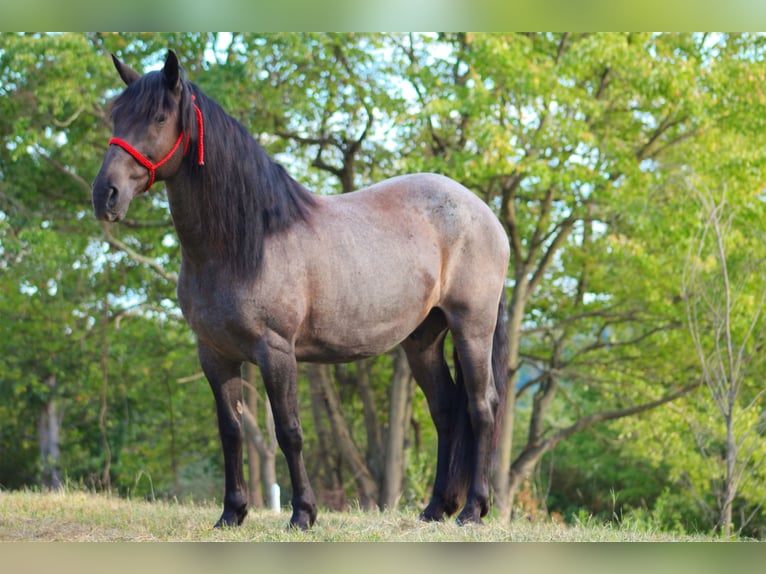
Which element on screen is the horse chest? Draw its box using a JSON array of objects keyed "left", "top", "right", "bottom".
[{"left": 176, "top": 274, "right": 264, "bottom": 359}]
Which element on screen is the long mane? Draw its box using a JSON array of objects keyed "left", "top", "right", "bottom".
[
  {"left": 118, "top": 71, "right": 317, "bottom": 278},
  {"left": 184, "top": 81, "right": 317, "bottom": 276}
]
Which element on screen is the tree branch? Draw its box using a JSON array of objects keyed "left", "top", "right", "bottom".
[
  {"left": 52, "top": 105, "right": 85, "bottom": 128},
  {"left": 555, "top": 33, "right": 570, "bottom": 65},
  {"left": 527, "top": 215, "right": 577, "bottom": 296},
  {"left": 509, "top": 381, "right": 701, "bottom": 481},
  {"left": 635, "top": 113, "right": 690, "bottom": 161},
  {"left": 100, "top": 223, "right": 178, "bottom": 284},
  {"left": 44, "top": 150, "right": 179, "bottom": 284}
]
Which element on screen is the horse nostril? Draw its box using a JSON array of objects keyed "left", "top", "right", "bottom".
[{"left": 107, "top": 186, "right": 119, "bottom": 209}]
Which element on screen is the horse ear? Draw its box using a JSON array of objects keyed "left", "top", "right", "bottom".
[
  {"left": 163, "top": 50, "right": 181, "bottom": 92},
  {"left": 111, "top": 54, "right": 140, "bottom": 86}
]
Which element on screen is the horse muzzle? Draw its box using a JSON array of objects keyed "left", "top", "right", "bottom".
[{"left": 92, "top": 173, "right": 129, "bottom": 222}]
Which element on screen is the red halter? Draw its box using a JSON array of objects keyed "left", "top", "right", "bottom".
[{"left": 108, "top": 95, "right": 205, "bottom": 193}]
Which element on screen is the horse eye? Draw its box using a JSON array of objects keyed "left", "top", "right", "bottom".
[{"left": 155, "top": 114, "right": 167, "bottom": 126}]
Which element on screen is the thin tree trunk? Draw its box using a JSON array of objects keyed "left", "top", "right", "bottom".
[
  {"left": 353, "top": 359, "right": 384, "bottom": 486},
  {"left": 243, "top": 363, "right": 264, "bottom": 508},
  {"left": 245, "top": 436, "right": 263, "bottom": 508},
  {"left": 308, "top": 363, "right": 380, "bottom": 510},
  {"left": 241, "top": 363, "right": 278, "bottom": 510},
  {"left": 493, "top": 276, "right": 527, "bottom": 519},
  {"left": 163, "top": 374, "right": 181, "bottom": 497},
  {"left": 260, "top": 401, "right": 278, "bottom": 511},
  {"left": 37, "top": 374, "right": 63, "bottom": 491},
  {"left": 99, "top": 284, "right": 112, "bottom": 492},
  {"left": 683, "top": 185, "right": 766, "bottom": 537},
  {"left": 307, "top": 367, "right": 345, "bottom": 509},
  {"left": 380, "top": 347, "right": 413, "bottom": 509},
  {"left": 721, "top": 412, "right": 736, "bottom": 537},
  {"left": 241, "top": 399, "right": 278, "bottom": 509}
]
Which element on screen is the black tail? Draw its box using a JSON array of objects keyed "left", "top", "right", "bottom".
[{"left": 448, "top": 295, "right": 509, "bottom": 504}]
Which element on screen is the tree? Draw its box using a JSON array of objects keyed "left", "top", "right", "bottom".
[{"left": 684, "top": 183, "right": 766, "bottom": 537}]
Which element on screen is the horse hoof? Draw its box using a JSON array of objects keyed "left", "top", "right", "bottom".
[
  {"left": 455, "top": 510, "right": 484, "bottom": 526},
  {"left": 287, "top": 508, "right": 316, "bottom": 530},
  {"left": 214, "top": 505, "right": 248, "bottom": 528},
  {"left": 287, "top": 520, "right": 310, "bottom": 531},
  {"left": 418, "top": 505, "right": 445, "bottom": 522},
  {"left": 214, "top": 517, "right": 236, "bottom": 529}
]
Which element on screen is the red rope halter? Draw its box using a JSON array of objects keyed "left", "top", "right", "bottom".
[{"left": 108, "top": 95, "right": 205, "bottom": 192}]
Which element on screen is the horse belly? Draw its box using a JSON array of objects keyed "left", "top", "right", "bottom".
[
  {"left": 295, "top": 256, "right": 439, "bottom": 362},
  {"left": 295, "top": 310, "right": 421, "bottom": 363}
]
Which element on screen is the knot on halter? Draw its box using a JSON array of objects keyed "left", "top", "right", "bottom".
[{"left": 108, "top": 95, "right": 205, "bottom": 192}]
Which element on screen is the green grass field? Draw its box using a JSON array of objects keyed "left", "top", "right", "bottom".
[{"left": 0, "top": 489, "right": 716, "bottom": 542}]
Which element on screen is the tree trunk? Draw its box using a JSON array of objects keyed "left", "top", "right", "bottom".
[
  {"left": 162, "top": 374, "right": 181, "bottom": 497},
  {"left": 243, "top": 363, "right": 264, "bottom": 508},
  {"left": 307, "top": 367, "right": 345, "bottom": 509},
  {"left": 37, "top": 374, "right": 63, "bottom": 491},
  {"left": 99, "top": 286, "right": 112, "bottom": 492},
  {"left": 493, "top": 276, "right": 528, "bottom": 520},
  {"left": 240, "top": 363, "right": 278, "bottom": 510},
  {"left": 720, "top": 412, "right": 737, "bottom": 537},
  {"left": 260, "top": 405, "right": 279, "bottom": 511},
  {"left": 308, "top": 363, "right": 380, "bottom": 510},
  {"left": 245, "top": 436, "right": 263, "bottom": 508},
  {"left": 352, "top": 359, "right": 384, "bottom": 486},
  {"left": 380, "top": 347, "right": 413, "bottom": 509}
]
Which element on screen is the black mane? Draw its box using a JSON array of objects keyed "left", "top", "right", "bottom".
[
  {"left": 112, "top": 71, "right": 177, "bottom": 126},
  {"left": 117, "top": 71, "right": 317, "bottom": 277},
  {"left": 184, "top": 82, "right": 316, "bottom": 276}
]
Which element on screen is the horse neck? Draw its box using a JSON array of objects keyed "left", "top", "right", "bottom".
[
  {"left": 164, "top": 175, "right": 215, "bottom": 270},
  {"left": 164, "top": 96, "right": 316, "bottom": 277}
]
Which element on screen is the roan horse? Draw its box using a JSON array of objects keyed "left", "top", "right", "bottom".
[{"left": 92, "top": 50, "right": 510, "bottom": 529}]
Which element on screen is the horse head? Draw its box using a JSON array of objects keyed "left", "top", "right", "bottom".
[{"left": 92, "top": 50, "right": 186, "bottom": 222}]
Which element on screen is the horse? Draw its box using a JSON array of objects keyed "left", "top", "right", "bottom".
[{"left": 92, "top": 50, "right": 510, "bottom": 530}]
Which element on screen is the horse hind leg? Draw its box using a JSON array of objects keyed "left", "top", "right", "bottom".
[
  {"left": 402, "top": 308, "right": 467, "bottom": 521},
  {"left": 449, "top": 331, "right": 497, "bottom": 525}
]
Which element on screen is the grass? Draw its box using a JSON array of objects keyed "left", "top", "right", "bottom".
[{"left": 0, "top": 489, "right": 718, "bottom": 542}]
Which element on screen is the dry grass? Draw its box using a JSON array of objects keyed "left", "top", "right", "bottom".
[
  {"left": 4, "top": 490, "right": 750, "bottom": 574},
  {"left": 0, "top": 489, "right": 715, "bottom": 542}
]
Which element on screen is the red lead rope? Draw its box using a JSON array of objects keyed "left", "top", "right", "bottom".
[
  {"left": 108, "top": 95, "right": 205, "bottom": 193},
  {"left": 193, "top": 96, "right": 205, "bottom": 166}
]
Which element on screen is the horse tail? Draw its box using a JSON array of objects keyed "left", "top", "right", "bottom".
[{"left": 448, "top": 294, "right": 509, "bottom": 503}]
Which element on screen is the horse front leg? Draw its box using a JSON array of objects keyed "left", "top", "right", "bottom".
[
  {"left": 255, "top": 339, "right": 317, "bottom": 529},
  {"left": 198, "top": 342, "right": 249, "bottom": 528}
]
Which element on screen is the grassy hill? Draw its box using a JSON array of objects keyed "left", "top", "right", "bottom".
[
  {"left": 6, "top": 491, "right": 759, "bottom": 574},
  {"left": 0, "top": 489, "right": 715, "bottom": 542}
]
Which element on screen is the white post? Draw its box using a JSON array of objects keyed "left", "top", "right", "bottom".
[{"left": 269, "top": 483, "right": 281, "bottom": 513}]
